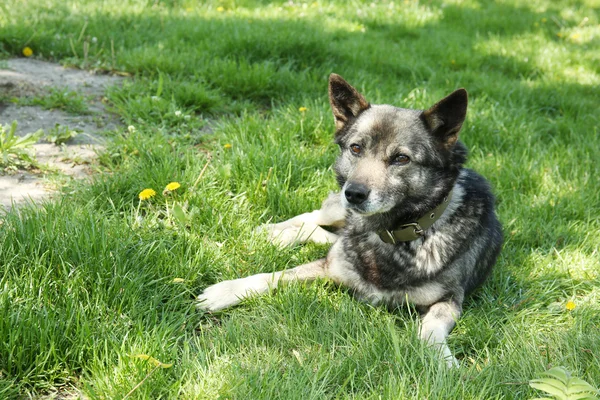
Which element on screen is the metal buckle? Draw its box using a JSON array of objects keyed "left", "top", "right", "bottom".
[{"left": 399, "top": 222, "right": 424, "bottom": 237}]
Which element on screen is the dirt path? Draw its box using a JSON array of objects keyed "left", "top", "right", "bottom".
[{"left": 0, "top": 58, "right": 123, "bottom": 212}]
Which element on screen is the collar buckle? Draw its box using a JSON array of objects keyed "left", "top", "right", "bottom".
[
  {"left": 399, "top": 222, "right": 424, "bottom": 237},
  {"left": 377, "top": 189, "right": 454, "bottom": 244}
]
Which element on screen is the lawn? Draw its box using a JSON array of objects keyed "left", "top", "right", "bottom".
[{"left": 1, "top": 0, "right": 599, "bottom": 398}]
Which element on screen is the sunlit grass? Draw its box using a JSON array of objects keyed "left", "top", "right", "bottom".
[{"left": 1, "top": 0, "right": 599, "bottom": 398}]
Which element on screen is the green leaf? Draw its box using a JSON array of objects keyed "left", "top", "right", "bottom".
[
  {"left": 567, "top": 379, "right": 598, "bottom": 394},
  {"left": 530, "top": 379, "right": 568, "bottom": 400},
  {"left": 544, "top": 367, "right": 570, "bottom": 383},
  {"left": 171, "top": 204, "right": 187, "bottom": 225},
  {"left": 566, "top": 394, "right": 599, "bottom": 400},
  {"left": 156, "top": 72, "right": 164, "bottom": 98}
]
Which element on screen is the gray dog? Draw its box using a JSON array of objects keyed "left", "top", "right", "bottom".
[{"left": 198, "top": 74, "right": 503, "bottom": 367}]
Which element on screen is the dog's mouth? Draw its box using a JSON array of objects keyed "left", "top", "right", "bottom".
[
  {"left": 346, "top": 203, "right": 375, "bottom": 215},
  {"left": 340, "top": 191, "right": 394, "bottom": 216}
]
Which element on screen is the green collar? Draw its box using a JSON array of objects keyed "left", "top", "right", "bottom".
[{"left": 378, "top": 190, "right": 453, "bottom": 244}]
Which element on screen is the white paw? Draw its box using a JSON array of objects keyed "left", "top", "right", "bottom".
[
  {"left": 197, "top": 280, "right": 247, "bottom": 312},
  {"left": 445, "top": 355, "right": 460, "bottom": 369},
  {"left": 256, "top": 222, "right": 337, "bottom": 247},
  {"left": 254, "top": 223, "right": 306, "bottom": 247},
  {"left": 197, "top": 274, "right": 273, "bottom": 312},
  {"left": 439, "top": 343, "right": 460, "bottom": 368}
]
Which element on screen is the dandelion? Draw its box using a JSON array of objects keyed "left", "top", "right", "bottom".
[
  {"left": 151, "top": 96, "right": 160, "bottom": 102},
  {"left": 224, "top": 143, "right": 232, "bottom": 149},
  {"left": 299, "top": 106, "right": 308, "bottom": 112},
  {"left": 128, "top": 125, "right": 136, "bottom": 133},
  {"left": 165, "top": 182, "right": 181, "bottom": 191},
  {"left": 570, "top": 33, "right": 581, "bottom": 40},
  {"left": 451, "top": 60, "right": 456, "bottom": 65},
  {"left": 217, "top": 6, "right": 225, "bottom": 12},
  {"left": 566, "top": 301, "right": 576, "bottom": 311},
  {"left": 174, "top": 110, "right": 183, "bottom": 117},
  {"left": 22, "top": 47, "right": 33, "bottom": 57},
  {"left": 541, "top": 18, "right": 547, "bottom": 23},
  {"left": 139, "top": 188, "right": 156, "bottom": 200}
]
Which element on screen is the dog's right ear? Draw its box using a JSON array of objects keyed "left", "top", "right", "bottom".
[{"left": 329, "top": 74, "right": 370, "bottom": 132}]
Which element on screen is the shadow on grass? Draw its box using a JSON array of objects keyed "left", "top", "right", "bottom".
[{"left": 1, "top": 0, "right": 599, "bottom": 394}]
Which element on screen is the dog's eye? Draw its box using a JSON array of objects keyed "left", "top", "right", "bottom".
[
  {"left": 391, "top": 154, "right": 410, "bottom": 166},
  {"left": 350, "top": 144, "right": 362, "bottom": 155}
]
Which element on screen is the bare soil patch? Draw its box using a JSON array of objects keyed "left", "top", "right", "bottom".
[{"left": 0, "top": 58, "right": 123, "bottom": 211}]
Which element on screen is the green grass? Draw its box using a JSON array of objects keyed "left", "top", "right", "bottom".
[
  {"left": 12, "top": 87, "right": 91, "bottom": 115},
  {"left": 1, "top": 0, "right": 599, "bottom": 398}
]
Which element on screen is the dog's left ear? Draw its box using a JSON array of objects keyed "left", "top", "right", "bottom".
[
  {"left": 421, "top": 89, "right": 468, "bottom": 148},
  {"left": 329, "top": 74, "right": 370, "bottom": 132}
]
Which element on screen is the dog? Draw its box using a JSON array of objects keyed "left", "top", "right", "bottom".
[{"left": 198, "top": 74, "right": 503, "bottom": 367}]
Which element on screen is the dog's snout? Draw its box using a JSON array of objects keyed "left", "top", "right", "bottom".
[{"left": 345, "top": 183, "right": 370, "bottom": 205}]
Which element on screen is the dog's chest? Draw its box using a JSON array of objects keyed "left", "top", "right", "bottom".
[{"left": 333, "top": 233, "right": 449, "bottom": 306}]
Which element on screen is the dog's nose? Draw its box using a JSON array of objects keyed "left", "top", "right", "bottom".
[{"left": 345, "top": 183, "right": 370, "bottom": 205}]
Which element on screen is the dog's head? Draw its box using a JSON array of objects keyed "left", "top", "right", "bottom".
[{"left": 329, "top": 74, "right": 468, "bottom": 217}]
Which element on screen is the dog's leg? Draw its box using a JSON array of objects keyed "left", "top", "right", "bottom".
[
  {"left": 197, "top": 259, "right": 327, "bottom": 312},
  {"left": 418, "top": 299, "right": 462, "bottom": 368},
  {"left": 257, "top": 192, "right": 345, "bottom": 247}
]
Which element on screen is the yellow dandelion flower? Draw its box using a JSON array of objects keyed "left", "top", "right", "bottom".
[
  {"left": 224, "top": 143, "right": 232, "bottom": 149},
  {"left": 541, "top": 18, "right": 547, "bottom": 23},
  {"left": 217, "top": 6, "right": 224, "bottom": 12},
  {"left": 451, "top": 60, "right": 456, "bottom": 65},
  {"left": 165, "top": 182, "right": 181, "bottom": 191},
  {"left": 139, "top": 188, "right": 156, "bottom": 200},
  {"left": 22, "top": 47, "right": 33, "bottom": 57},
  {"left": 566, "top": 301, "right": 576, "bottom": 311},
  {"left": 570, "top": 33, "right": 580, "bottom": 40},
  {"left": 298, "top": 107, "right": 308, "bottom": 112}
]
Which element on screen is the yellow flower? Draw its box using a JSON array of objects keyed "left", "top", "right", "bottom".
[
  {"left": 22, "top": 47, "right": 33, "bottom": 57},
  {"left": 217, "top": 6, "right": 224, "bottom": 12},
  {"left": 139, "top": 188, "right": 156, "bottom": 200},
  {"left": 165, "top": 182, "right": 181, "bottom": 191},
  {"left": 224, "top": 143, "right": 232, "bottom": 149},
  {"left": 566, "top": 301, "right": 576, "bottom": 311},
  {"left": 298, "top": 107, "right": 308, "bottom": 112}
]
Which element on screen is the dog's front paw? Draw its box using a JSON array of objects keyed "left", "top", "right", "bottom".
[
  {"left": 256, "top": 222, "right": 338, "bottom": 247},
  {"left": 445, "top": 355, "right": 460, "bottom": 369},
  {"left": 197, "top": 280, "right": 247, "bottom": 312},
  {"left": 197, "top": 274, "right": 273, "bottom": 312},
  {"left": 255, "top": 223, "right": 306, "bottom": 247}
]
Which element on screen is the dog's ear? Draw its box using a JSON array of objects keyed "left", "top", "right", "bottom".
[
  {"left": 329, "top": 74, "right": 370, "bottom": 131},
  {"left": 421, "top": 89, "right": 468, "bottom": 148}
]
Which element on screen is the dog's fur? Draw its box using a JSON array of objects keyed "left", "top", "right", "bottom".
[{"left": 198, "top": 74, "right": 503, "bottom": 367}]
